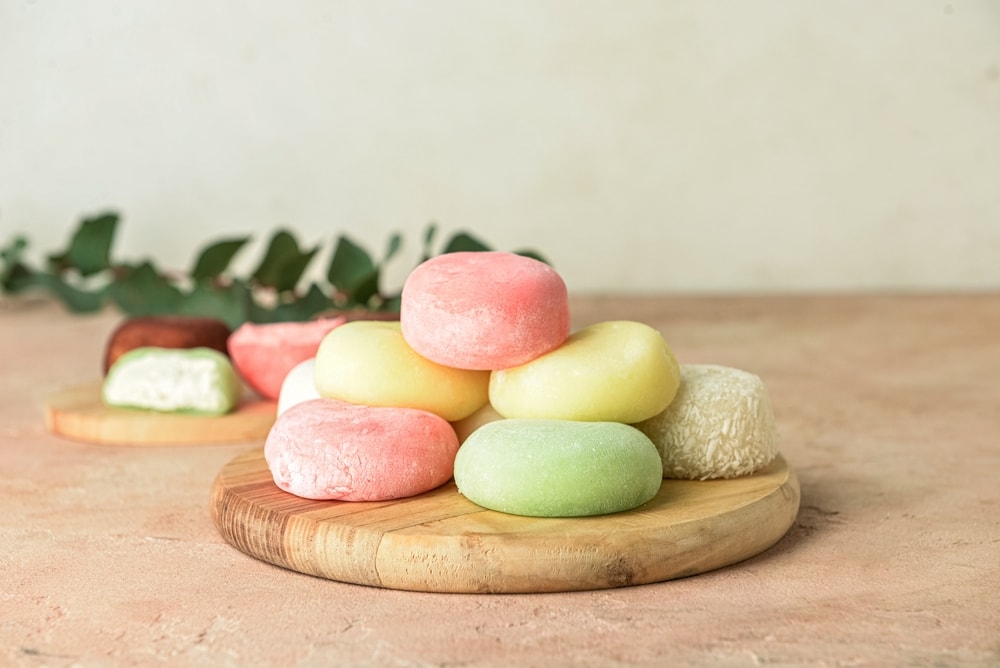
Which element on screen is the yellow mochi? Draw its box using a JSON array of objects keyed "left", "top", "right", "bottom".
[
  {"left": 314, "top": 320, "right": 490, "bottom": 422},
  {"left": 489, "top": 320, "right": 680, "bottom": 423}
]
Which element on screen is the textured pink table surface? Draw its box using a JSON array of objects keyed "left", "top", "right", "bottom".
[{"left": 1, "top": 294, "right": 997, "bottom": 667}]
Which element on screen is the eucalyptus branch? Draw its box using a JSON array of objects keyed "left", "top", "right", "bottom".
[{"left": 0, "top": 211, "right": 548, "bottom": 328}]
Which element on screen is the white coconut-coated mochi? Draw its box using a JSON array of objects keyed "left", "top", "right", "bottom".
[
  {"left": 276, "top": 358, "right": 320, "bottom": 416},
  {"left": 633, "top": 364, "right": 778, "bottom": 480}
]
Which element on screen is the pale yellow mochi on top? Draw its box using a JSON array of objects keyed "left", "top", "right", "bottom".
[
  {"left": 314, "top": 320, "right": 490, "bottom": 422},
  {"left": 489, "top": 320, "right": 680, "bottom": 423}
]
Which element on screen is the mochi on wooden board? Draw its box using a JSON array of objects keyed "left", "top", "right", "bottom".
[{"left": 400, "top": 251, "right": 570, "bottom": 371}]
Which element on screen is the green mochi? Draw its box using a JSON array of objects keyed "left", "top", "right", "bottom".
[
  {"left": 102, "top": 346, "right": 241, "bottom": 415},
  {"left": 454, "top": 419, "right": 663, "bottom": 517}
]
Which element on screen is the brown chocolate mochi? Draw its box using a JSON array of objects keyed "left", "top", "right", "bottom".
[{"left": 102, "top": 315, "right": 233, "bottom": 375}]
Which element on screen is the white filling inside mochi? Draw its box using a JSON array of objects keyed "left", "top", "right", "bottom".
[{"left": 104, "top": 353, "right": 230, "bottom": 412}]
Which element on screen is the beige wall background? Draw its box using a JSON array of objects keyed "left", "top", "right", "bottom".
[{"left": 2, "top": 1, "right": 999, "bottom": 295}]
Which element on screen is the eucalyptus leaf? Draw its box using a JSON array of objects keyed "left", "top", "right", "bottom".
[
  {"left": 420, "top": 223, "right": 438, "bottom": 262},
  {"left": 106, "top": 261, "right": 183, "bottom": 316},
  {"left": 0, "top": 263, "right": 34, "bottom": 293},
  {"left": 513, "top": 249, "right": 551, "bottom": 265},
  {"left": 0, "top": 236, "right": 29, "bottom": 287},
  {"left": 179, "top": 280, "right": 253, "bottom": 329},
  {"left": 11, "top": 271, "right": 107, "bottom": 312},
  {"left": 1, "top": 211, "right": 550, "bottom": 325},
  {"left": 348, "top": 269, "right": 381, "bottom": 308},
  {"left": 442, "top": 231, "right": 491, "bottom": 254},
  {"left": 258, "top": 284, "right": 333, "bottom": 323},
  {"left": 378, "top": 293, "right": 402, "bottom": 313},
  {"left": 383, "top": 232, "right": 403, "bottom": 265},
  {"left": 246, "top": 297, "right": 304, "bottom": 324},
  {"left": 48, "top": 212, "right": 118, "bottom": 277},
  {"left": 296, "top": 283, "right": 335, "bottom": 318},
  {"left": 191, "top": 236, "right": 251, "bottom": 280},
  {"left": 327, "top": 235, "right": 376, "bottom": 293},
  {"left": 251, "top": 230, "right": 318, "bottom": 292},
  {"left": 275, "top": 248, "right": 319, "bottom": 293},
  {"left": 0, "top": 235, "right": 28, "bottom": 264}
]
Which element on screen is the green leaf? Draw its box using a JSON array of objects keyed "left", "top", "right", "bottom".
[
  {"left": 383, "top": 232, "right": 403, "bottom": 265},
  {"left": 0, "top": 264, "right": 34, "bottom": 293},
  {"left": 350, "top": 269, "right": 382, "bottom": 307},
  {"left": 257, "top": 284, "right": 333, "bottom": 323},
  {"left": 106, "top": 261, "right": 183, "bottom": 316},
  {"left": 190, "top": 236, "right": 251, "bottom": 280},
  {"left": 7, "top": 271, "right": 107, "bottom": 312},
  {"left": 296, "top": 283, "right": 335, "bottom": 318},
  {"left": 251, "top": 230, "right": 318, "bottom": 292},
  {"left": 1, "top": 235, "right": 28, "bottom": 264},
  {"left": 327, "top": 235, "right": 377, "bottom": 293},
  {"left": 0, "top": 236, "right": 29, "bottom": 288},
  {"left": 178, "top": 280, "right": 253, "bottom": 329},
  {"left": 513, "top": 248, "right": 551, "bottom": 265},
  {"left": 48, "top": 212, "right": 119, "bottom": 277},
  {"left": 276, "top": 249, "right": 319, "bottom": 293},
  {"left": 420, "top": 223, "right": 438, "bottom": 262},
  {"left": 1, "top": 237, "right": 90, "bottom": 304},
  {"left": 442, "top": 231, "right": 492, "bottom": 254},
  {"left": 379, "top": 293, "right": 402, "bottom": 314},
  {"left": 1, "top": 212, "right": 552, "bottom": 328}
]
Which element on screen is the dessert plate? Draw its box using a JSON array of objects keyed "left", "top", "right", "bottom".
[
  {"left": 211, "top": 447, "right": 799, "bottom": 593},
  {"left": 46, "top": 381, "right": 276, "bottom": 446}
]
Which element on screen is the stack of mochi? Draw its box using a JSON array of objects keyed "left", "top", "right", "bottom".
[{"left": 267, "top": 251, "right": 778, "bottom": 517}]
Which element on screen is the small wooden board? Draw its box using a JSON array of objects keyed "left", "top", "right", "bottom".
[
  {"left": 211, "top": 447, "right": 800, "bottom": 593},
  {"left": 46, "top": 382, "right": 276, "bottom": 446}
]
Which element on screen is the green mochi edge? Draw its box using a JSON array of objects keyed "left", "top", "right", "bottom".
[{"left": 102, "top": 346, "right": 242, "bottom": 416}]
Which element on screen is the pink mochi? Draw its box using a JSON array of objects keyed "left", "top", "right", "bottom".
[
  {"left": 264, "top": 398, "right": 460, "bottom": 501},
  {"left": 400, "top": 251, "right": 570, "bottom": 370},
  {"left": 228, "top": 317, "right": 346, "bottom": 400}
]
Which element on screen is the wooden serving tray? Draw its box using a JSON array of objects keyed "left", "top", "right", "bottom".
[
  {"left": 45, "top": 382, "right": 276, "bottom": 446},
  {"left": 211, "top": 447, "right": 800, "bottom": 593}
]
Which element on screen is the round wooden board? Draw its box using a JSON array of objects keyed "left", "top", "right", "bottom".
[
  {"left": 45, "top": 382, "right": 277, "bottom": 446},
  {"left": 211, "top": 447, "right": 800, "bottom": 593}
]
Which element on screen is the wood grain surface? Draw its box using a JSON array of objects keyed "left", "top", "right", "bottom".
[
  {"left": 211, "top": 447, "right": 800, "bottom": 593},
  {"left": 45, "top": 381, "right": 277, "bottom": 446}
]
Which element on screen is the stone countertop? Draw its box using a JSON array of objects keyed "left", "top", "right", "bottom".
[{"left": 2, "top": 294, "right": 998, "bottom": 667}]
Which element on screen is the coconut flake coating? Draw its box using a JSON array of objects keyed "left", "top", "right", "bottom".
[
  {"left": 264, "top": 398, "right": 460, "bottom": 501},
  {"left": 400, "top": 251, "right": 570, "bottom": 370},
  {"left": 633, "top": 364, "right": 778, "bottom": 480}
]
